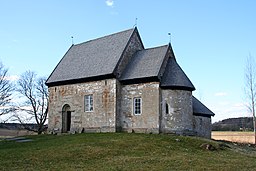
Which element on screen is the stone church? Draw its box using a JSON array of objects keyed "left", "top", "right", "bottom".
[{"left": 46, "top": 27, "right": 214, "bottom": 138}]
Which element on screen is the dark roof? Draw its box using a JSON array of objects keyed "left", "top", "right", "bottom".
[
  {"left": 46, "top": 28, "right": 135, "bottom": 85},
  {"left": 192, "top": 96, "right": 215, "bottom": 117},
  {"left": 160, "top": 55, "right": 195, "bottom": 91},
  {"left": 120, "top": 45, "right": 168, "bottom": 82}
]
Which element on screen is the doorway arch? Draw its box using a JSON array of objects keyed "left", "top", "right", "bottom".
[{"left": 62, "top": 104, "right": 71, "bottom": 133}]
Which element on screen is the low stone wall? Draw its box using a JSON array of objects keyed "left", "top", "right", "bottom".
[{"left": 212, "top": 131, "right": 255, "bottom": 144}]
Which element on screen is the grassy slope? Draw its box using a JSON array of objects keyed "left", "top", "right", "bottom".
[{"left": 0, "top": 133, "right": 256, "bottom": 171}]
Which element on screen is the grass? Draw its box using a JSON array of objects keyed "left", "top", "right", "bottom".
[{"left": 0, "top": 133, "right": 256, "bottom": 171}]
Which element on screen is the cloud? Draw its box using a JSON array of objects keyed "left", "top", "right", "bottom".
[
  {"left": 214, "top": 92, "right": 228, "bottom": 97},
  {"left": 210, "top": 101, "right": 249, "bottom": 123},
  {"left": 106, "top": 0, "right": 114, "bottom": 7}
]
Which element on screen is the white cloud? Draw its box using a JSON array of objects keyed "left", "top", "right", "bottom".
[
  {"left": 214, "top": 92, "right": 228, "bottom": 97},
  {"left": 210, "top": 101, "right": 249, "bottom": 123},
  {"left": 106, "top": 0, "right": 114, "bottom": 7}
]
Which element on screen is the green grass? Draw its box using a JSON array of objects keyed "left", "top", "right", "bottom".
[{"left": 0, "top": 133, "right": 256, "bottom": 171}]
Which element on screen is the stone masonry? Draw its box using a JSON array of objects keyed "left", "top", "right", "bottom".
[
  {"left": 161, "top": 90, "right": 193, "bottom": 135},
  {"left": 46, "top": 28, "right": 215, "bottom": 138},
  {"left": 48, "top": 79, "right": 117, "bottom": 133},
  {"left": 119, "top": 82, "right": 160, "bottom": 133}
]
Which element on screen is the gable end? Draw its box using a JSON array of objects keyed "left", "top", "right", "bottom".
[{"left": 114, "top": 27, "right": 144, "bottom": 78}]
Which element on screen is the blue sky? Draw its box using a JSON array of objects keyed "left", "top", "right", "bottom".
[{"left": 0, "top": 0, "right": 255, "bottom": 122}]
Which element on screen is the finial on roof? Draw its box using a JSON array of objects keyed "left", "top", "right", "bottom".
[
  {"left": 71, "top": 36, "right": 74, "bottom": 45},
  {"left": 133, "top": 18, "right": 138, "bottom": 28},
  {"left": 168, "top": 33, "right": 171, "bottom": 44}
]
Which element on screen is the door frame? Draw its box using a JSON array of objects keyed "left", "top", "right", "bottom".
[{"left": 62, "top": 104, "right": 71, "bottom": 133}]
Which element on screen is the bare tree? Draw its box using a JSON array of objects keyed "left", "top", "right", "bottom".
[
  {"left": 244, "top": 55, "right": 256, "bottom": 144},
  {"left": 0, "top": 62, "right": 14, "bottom": 117},
  {"left": 16, "top": 71, "right": 48, "bottom": 134}
]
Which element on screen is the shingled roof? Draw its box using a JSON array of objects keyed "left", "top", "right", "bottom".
[
  {"left": 46, "top": 28, "right": 135, "bottom": 86},
  {"left": 192, "top": 96, "right": 215, "bottom": 117},
  {"left": 120, "top": 45, "right": 168, "bottom": 82},
  {"left": 46, "top": 28, "right": 196, "bottom": 92},
  {"left": 160, "top": 54, "right": 195, "bottom": 91}
]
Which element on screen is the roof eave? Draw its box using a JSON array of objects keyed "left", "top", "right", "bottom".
[
  {"left": 46, "top": 73, "right": 115, "bottom": 87},
  {"left": 160, "top": 85, "right": 196, "bottom": 91},
  {"left": 119, "top": 76, "right": 159, "bottom": 85},
  {"left": 193, "top": 113, "right": 215, "bottom": 117}
]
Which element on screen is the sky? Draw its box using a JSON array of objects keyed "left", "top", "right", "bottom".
[{"left": 0, "top": 0, "right": 255, "bottom": 123}]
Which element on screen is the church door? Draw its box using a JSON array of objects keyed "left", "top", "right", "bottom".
[
  {"left": 62, "top": 104, "right": 71, "bottom": 133},
  {"left": 66, "top": 111, "right": 71, "bottom": 132}
]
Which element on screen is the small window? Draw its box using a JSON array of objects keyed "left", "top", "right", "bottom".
[
  {"left": 133, "top": 97, "right": 142, "bottom": 115},
  {"left": 166, "top": 103, "right": 169, "bottom": 114},
  {"left": 85, "top": 94, "right": 93, "bottom": 112}
]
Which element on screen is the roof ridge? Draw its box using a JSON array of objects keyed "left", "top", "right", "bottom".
[
  {"left": 74, "top": 28, "right": 135, "bottom": 46},
  {"left": 143, "top": 44, "right": 169, "bottom": 51}
]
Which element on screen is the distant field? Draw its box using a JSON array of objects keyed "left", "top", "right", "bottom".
[
  {"left": 212, "top": 131, "right": 255, "bottom": 144},
  {"left": 0, "top": 128, "right": 36, "bottom": 138}
]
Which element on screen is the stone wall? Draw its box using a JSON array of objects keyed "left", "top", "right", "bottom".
[
  {"left": 115, "top": 29, "right": 144, "bottom": 78},
  {"left": 48, "top": 79, "right": 117, "bottom": 133},
  {"left": 160, "top": 89, "right": 194, "bottom": 135},
  {"left": 115, "top": 80, "right": 122, "bottom": 131},
  {"left": 48, "top": 78, "right": 212, "bottom": 138},
  {"left": 120, "top": 82, "right": 160, "bottom": 133},
  {"left": 193, "top": 115, "right": 212, "bottom": 138}
]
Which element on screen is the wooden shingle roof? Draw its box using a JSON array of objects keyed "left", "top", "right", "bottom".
[
  {"left": 120, "top": 45, "right": 168, "bottom": 82},
  {"left": 46, "top": 28, "right": 135, "bottom": 86},
  {"left": 46, "top": 28, "right": 194, "bottom": 92},
  {"left": 192, "top": 96, "right": 215, "bottom": 117},
  {"left": 161, "top": 54, "right": 195, "bottom": 91}
]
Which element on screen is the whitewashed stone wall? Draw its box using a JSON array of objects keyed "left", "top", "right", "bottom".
[
  {"left": 119, "top": 82, "right": 160, "bottom": 133},
  {"left": 48, "top": 79, "right": 117, "bottom": 133},
  {"left": 161, "top": 89, "right": 194, "bottom": 135},
  {"left": 193, "top": 116, "right": 212, "bottom": 138}
]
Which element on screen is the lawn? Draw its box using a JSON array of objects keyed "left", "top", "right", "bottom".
[{"left": 0, "top": 133, "right": 256, "bottom": 171}]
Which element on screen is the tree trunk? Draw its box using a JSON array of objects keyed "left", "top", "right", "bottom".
[
  {"left": 254, "top": 117, "right": 256, "bottom": 144},
  {"left": 37, "top": 125, "right": 43, "bottom": 135}
]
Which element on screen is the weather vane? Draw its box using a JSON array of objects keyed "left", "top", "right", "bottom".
[
  {"left": 168, "top": 33, "right": 171, "bottom": 44},
  {"left": 71, "top": 36, "right": 74, "bottom": 45},
  {"left": 134, "top": 18, "right": 138, "bottom": 28}
]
